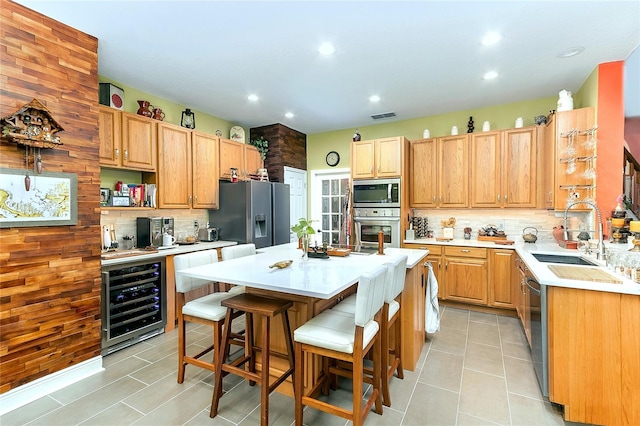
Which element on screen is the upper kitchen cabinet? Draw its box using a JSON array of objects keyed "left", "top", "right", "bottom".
[
  {"left": 351, "top": 137, "right": 406, "bottom": 179},
  {"left": 219, "top": 137, "right": 263, "bottom": 181},
  {"left": 120, "top": 111, "right": 157, "bottom": 171},
  {"left": 548, "top": 107, "right": 596, "bottom": 211},
  {"left": 156, "top": 123, "right": 219, "bottom": 209},
  {"left": 98, "top": 105, "right": 122, "bottom": 167},
  {"left": 410, "top": 135, "right": 468, "bottom": 208},
  {"left": 192, "top": 132, "right": 220, "bottom": 208},
  {"left": 470, "top": 127, "right": 538, "bottom": 208}
]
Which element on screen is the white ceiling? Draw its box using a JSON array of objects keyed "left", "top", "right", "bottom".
[{"left": 13, "top": 0, "right": 640, "bottom": 134}]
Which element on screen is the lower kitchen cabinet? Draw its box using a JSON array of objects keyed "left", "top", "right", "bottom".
[
  {"left": 401, "top": 259, "right": 426, "bottom": 369},
  {"left": 548, "top": 286, "right": 640, "bottom": 425},
  {"left": 513, "top": 254, "right": 531, "bottom": 345},
  {"left": 489, "top": 249, "right": 514, "bottom": 308},
  {"left": 443, "top": 246, "right": 488, "bottom": 305}
]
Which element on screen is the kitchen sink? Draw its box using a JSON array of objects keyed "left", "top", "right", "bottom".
[{"left": 531, "top": 253, "right": 598, "bottom": 266}]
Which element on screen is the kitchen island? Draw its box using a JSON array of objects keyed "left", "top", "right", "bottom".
[{"left": 177, "top": 242, "right": 430, "bottom": 393}]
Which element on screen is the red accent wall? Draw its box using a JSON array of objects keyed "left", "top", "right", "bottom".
[{"left": 596, "top": 62, "right": 625, "bottom": 213}]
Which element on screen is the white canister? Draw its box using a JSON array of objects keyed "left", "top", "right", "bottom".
[
  {"left": 423, "top": 129, "right": 430, "bottom": 138},
  {"left": 451, "top": 125, "right": 458, "bottom": 135},
  {"left": 557, "top": 90, "right": 574, "bottom": 112},
  {"left": 515, "top": 117, "right": 524, "bottom": 128},
  {"left": 482, "top": 121, "right": 490, "bottom": 131}
]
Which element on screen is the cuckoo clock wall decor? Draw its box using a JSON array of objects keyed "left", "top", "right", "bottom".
[{"left": 1, "top": 98, "right": 65, "bottom": 191}]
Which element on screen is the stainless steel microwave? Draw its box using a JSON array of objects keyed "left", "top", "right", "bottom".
[{"left": 352, "top": 178, "right": 400, "bottom": 208}]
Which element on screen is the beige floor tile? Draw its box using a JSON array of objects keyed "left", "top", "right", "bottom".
[
  {"left": 439, "top": 308, "right": 469, "bottom": 332},
  {"left": 509, "top": 393, "right": 565, "bottom": 425},
  {"left": 28, "top": 377, "right": 147, "bottom": 426},
  {"left": 503, "top": 356, "right": 544, "bottom": 400},
  {"left": 361, "top": 405, "right": 404, "bottom": 425},
  {"left": 124, "top": 371, "right": 208, "bottom": 414},
  {"left": 129, "top": 352, "right": 178, "bottom": 385},
  {"left": 135, "top": 337, "right": 183, "bottom": 363},
  {"left": 132, "top": 380, "right": 217, "bottom": 425},
  {"left": 418, "top": 349, "right": 464, "bottom": 392},
  {"left": 237, "top": 391, "right": 295, "bottom": 426},
  {"left": 429, "top": 327, "right": 467, "bottom": 355},
  {"left": 183, "top": 409, "right": 236, "bottom": 426},
  {"left": 102, "top": 340, "right": 154, "bottom": 368},
  {"left": 381, "top": 368, "right": 419, "bottom": 412},
  {"left": 468, "top": 321, "right": 501, "bottom": 347},
  {"left": 464, "top": 341, "right": 505, "bottom": 377},
  {"left": 469, "top": 311, "right": 498, "bottom": 325},
  {"left": 457, "top": 412, "right": 501, "bottom": 425},
  {"left": 0, "top": 396, "right": 62, "bottom": 426},
  {"left": 78, "top": 401, "right": 144, "bottom": 426},
  {"left": 501, "top": 340, "right": 531, "bottom": 361},
  {"left": 459, "top": 369, "right": 510, "bottom": 425},
  {"left": 402, "top": 382, "right": 458, "bottom": 425},
  {"left": 207, "top": 381, "right": 262, "bottom": 424}
]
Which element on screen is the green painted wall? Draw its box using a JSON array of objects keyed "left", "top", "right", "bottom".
[
  {"left": 307, "top": 96, "right": 556, "bottom": 171},
  {"left": 99, "top": 77, "right": 237, "bottom": 137},
  {"left": 575, "top": 67, "right": 599, "bottom": 113}
]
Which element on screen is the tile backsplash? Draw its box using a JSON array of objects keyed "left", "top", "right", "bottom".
[
  {"left": 411, "top": 208, "right": 594, "bottom": 243},
  {"left": 100, "top": 209, "right": 208, "bottom": 248}
]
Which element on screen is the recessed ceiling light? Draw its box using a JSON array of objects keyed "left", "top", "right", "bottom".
[
  {"left": 483, "top": 71, "right": 498, "bottom": 80},
  {"left": 285, "top": 112, "right": 294, "bottom": 119},
  {"left": 557, "top": 46, "right": 585, "bottom": 58},
  {"left": 318, "top": 42, "right": 335, "bottom": 56},
  {"left": 369, "top": 95, "right": 380, "bottom": 103},
  {"left": 482, "top": 32, "right": 502, "bottom": 46},
  {"left": 248, "top": 94, "right": 259, "bottom": 102}
]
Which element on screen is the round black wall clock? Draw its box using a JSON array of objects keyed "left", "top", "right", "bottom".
[{"left": 326, "top": 151, "right": 340, "bottom": 167}]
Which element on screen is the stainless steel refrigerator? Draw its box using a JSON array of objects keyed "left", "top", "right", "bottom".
[{"left": 209, "top": 180, "right": 290, "bottom": 249}]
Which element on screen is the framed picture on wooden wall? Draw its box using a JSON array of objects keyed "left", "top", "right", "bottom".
[{"left": 0, "top": 168, "right": 78, "bottom": 228}]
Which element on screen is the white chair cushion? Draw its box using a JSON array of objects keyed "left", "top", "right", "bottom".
[
  {"left": 294, "top": 310, "right": 379, "bottom": 354},
  {"left": 330, "top": 293, "right": 356, "bottom": 314},
  {"left": 229, "top": 285, "right": 246, "bottom": 294},
  {"left": 182, "top": 292, "right": 233, "bottom": 321},
  {"left": 174, "top": 250, "right": 219, "bottom": 293},
  {"left": 387, "top": 299, "right": 400, "bottom": 320},
  {"left": 221, "top": 244, "right": 256, "bottom": 260}
]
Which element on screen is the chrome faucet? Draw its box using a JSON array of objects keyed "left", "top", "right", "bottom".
[{"left": 563, "top": 200, "right": 605, "bottom": 260}]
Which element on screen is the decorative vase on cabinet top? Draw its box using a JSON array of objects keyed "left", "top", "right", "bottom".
[{"left": 557, "top": 90, "right": 574, "bottom": 112}]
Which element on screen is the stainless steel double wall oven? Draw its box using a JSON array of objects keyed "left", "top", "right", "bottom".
[{"left": 352, "top": 178, "right": 401, "bottom": 248}]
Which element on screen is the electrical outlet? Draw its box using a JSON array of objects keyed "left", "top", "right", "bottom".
[{"left": 194, "top": 220, "right": 199, "bottom": 228}]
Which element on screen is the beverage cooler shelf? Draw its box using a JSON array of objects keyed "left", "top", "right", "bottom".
[{"left": 102, "top": 259, "right": 166, "bottom": 355}]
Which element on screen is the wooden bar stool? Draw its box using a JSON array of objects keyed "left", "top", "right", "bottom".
[{"left": 210, "top": 293, "right": 295, "bottom": 426}]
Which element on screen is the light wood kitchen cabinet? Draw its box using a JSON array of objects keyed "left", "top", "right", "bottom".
[
  {"left": 443, "top": 246, "right": 487, "bottom": 305},
  {"left": 120, "top": 111, "right": 157, "bottom": 171},
  {"left": 156, "top": 123, "right": 219, "bottom": 209},
  {"left": 548, "top": 287, "right": 640, "bottom": 425},
  {"left": 99, "top": 107, "right": 157, "bottom": 171},
  {"left": 543, "top": 114, "right": 556, "bottom": 209},
  {"left": 401, "top": 260, "right": 426, "bottom": 369},
  {"left": 351, "top": 137, "right": 405, "bottom": 179},
  {"left": 551, "top": 107, "right": 596, "bottom": 211},
  {"left": 470, "top": 127, "right": 537, "bottom": 208},
  {"left": 488, "top": 249, "right": 514, "bottom": 308},
  {"left": 191, "top": 132, "right": 220, "bottom": 208},
  {"left": 219, "top": 137, "right": 262, "bottom": 181},
  {"left": 98, "top": 105, "right": 122, "bottom": 167},
  {"left": 410, "top": 135, "right": 468, "bottom": 208},
  {"left": 512, "top": 254, "right": 530, "bottom": 343}
]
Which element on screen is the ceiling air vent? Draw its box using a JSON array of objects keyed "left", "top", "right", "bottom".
[{"left": 371, "top": 111, "right": 397, "bottom": 120}]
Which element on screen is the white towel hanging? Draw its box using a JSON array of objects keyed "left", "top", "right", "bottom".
[{"left": 425, "top": 262, "right": 440, "bottom": 334}]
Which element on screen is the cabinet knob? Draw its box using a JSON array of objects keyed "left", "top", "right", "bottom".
[
  {"left": 504, "top": 194, "right": 508, "bottom": 201},
  {"left": 115, "top": 148, "right": 119, "bottom": 159},
  {"left": 461, "top": 249, "right": 470, "bottom": 253},
  {"left": 432, "top": 195, "right": 436, "bottom": 203},
  {"left": 124, "top": 150, "right": 128, "bottom": 160},
  {"left": 194, "top": 195, "right": 197, "bottom": 204},
  {"left": 497, "top": 195, "right": 500, "bottom": 202}
]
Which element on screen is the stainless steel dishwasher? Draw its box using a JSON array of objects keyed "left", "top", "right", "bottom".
[{"left": 526, "top": 274, "right": 548, "bottom": 397}]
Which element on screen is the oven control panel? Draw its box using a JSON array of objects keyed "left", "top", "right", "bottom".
[{"left": 353, "top": 207, "right": 400, "bottom": 218}]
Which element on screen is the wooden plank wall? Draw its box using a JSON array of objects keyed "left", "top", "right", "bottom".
[
  {"left": 250, "top": 123, "right": 307, "bottom": 183},
  {"left": 0, "top": 0, "right": 101, "bottom": 393}
]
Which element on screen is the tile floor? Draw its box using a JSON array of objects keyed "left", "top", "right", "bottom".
[{"left": 1, "top": 306, "right": 567, "bottom": 425}]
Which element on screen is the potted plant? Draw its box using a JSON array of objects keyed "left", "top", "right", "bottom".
[
  {"left": 291, "top": 218, "right": 316, "bottom": 260},
  {"left": 249, "top": 136, "right": 269, "bottom": 161}
]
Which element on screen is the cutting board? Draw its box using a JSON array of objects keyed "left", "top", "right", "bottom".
[{"left": 547, "top": 265, "right": 622, "bottom": 284}]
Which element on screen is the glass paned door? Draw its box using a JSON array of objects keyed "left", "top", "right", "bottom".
[{"left": 319, "top": 177, "right": 350, "bottom": 245}]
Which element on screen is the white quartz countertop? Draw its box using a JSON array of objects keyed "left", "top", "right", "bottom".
[
  {"left": 101, "top": 241, "right": 238, "bottom": 267},
  {"left": 404, "top": 238, "right": 640, "bottom": 296},
  {"left": 177, "top": 242, "right": 428, "bottom": 299}
]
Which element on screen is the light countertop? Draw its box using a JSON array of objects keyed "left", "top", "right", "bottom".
[
  {"left": 404, "top": 238, "right": 640, "bottom": 296},
  {"left": 177, "top": 242, "right": 429, "bottom": 299},
  {"left": 101, "top": 241, "right": 238, "bottom": 267}
]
